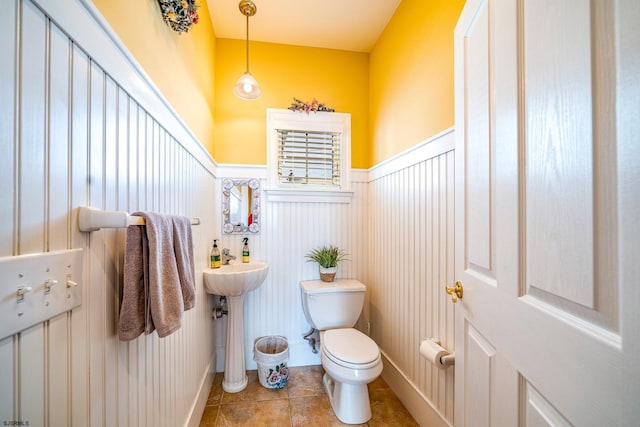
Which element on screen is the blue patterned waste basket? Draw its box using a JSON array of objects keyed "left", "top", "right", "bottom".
[{"left": 253, "top": 335, "right": 290, "bottom": 389}]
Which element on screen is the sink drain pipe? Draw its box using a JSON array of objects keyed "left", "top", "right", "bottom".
[{"left": 212, "top": 296, "right": 228, "bottom": 319}]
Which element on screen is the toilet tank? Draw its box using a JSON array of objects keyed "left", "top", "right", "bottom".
[{"left": 300, "top": 279, "right": 366, "bottom": 330}]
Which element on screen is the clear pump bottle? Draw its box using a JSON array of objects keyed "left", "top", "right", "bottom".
[
  {"left": 242, "top": 237, "right": 250, "bottom": 263},
  {"left": 210, "top": 239, "right": 221, "bottom": 268}
]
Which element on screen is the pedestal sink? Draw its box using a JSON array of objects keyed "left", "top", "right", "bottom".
[{"left": 203, "top": 261, "right": 269, "bottom": 392}]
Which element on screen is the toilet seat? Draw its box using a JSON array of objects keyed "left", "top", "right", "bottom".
[{"left": 322, "top": 328, "right": 380, "bottom": 370}]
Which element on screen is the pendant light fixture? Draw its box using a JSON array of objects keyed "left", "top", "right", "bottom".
[{"left": 234, "top": 0, "right": 261, "bottom": 100}]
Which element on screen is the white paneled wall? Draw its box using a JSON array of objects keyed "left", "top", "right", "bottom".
[
  {"left": 0, "top": 1, "right": 217, "bottom": 426},
  {"left": 368, "top": 130, "right": 456, "bottom": 425},
  {"left": 216, "top": 131, "right": 456, "bottom": 426},
  {"left": 214, "top": 169, "right": 369, "bottom": 369},
  {"left": 255, "top": 177, "right": 370, "bottom": 366}
]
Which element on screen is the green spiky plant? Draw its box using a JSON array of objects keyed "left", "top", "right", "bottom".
[{"left": 305, "top": 245, "right": 349, "bottom": 268}]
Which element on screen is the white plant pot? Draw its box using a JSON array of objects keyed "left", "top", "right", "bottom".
[{"left": 319, "top": 266, "right": 337, "bottom": 282}]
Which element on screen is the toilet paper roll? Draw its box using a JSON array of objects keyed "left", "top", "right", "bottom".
[{"left": 420, "top": 339, "right": 449, "bottom": 369}]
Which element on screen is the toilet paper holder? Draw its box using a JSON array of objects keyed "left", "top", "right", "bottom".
[
  {"left": 440, "top": 352, "right": 455, "bottom": 367},
  {"left": 421, "top": 338, "right": 455, "bottom": 368}
]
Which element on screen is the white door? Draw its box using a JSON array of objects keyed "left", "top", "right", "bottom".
[{"left": 453, "top": 0, "right": 639, "bottom": 426}]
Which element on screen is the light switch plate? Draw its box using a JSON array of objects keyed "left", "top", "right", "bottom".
[{"left": 0, "top": 248, "right": 83, "bottom": 340}]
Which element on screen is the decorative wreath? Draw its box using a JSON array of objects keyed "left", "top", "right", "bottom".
[
  {"left": 288, "top": 97, "right": 335, "bottom": 114},
  {"left": 158, "top": 0, "right": 200, "bottom": 34}
]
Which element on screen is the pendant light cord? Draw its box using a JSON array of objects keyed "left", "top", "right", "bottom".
[{"left": 245, "top": 14, "right": 250, "bottom": 73}]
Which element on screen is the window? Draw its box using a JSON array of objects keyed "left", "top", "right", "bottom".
[
  {"left": 266, "top": 109, "right": 352, "bottom": 203},
  {"left": 277, "top": 129, "right": 340, "bottom": 185}
]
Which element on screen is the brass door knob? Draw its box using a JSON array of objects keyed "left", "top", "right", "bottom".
[{"left": 445, "top": 281, "right": 464, "bottom": 303}]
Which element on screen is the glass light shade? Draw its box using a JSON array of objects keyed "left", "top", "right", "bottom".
[{"left": 233, "top": 72, "right": 261, "bottom": 100}]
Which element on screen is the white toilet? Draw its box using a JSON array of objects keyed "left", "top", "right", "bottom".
[{"left": 300, "top": 279, "right": 383, "bottom": 424}]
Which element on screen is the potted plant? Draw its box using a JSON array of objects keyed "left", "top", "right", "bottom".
[{"left": 305, "top": 245, "right": 349, "bottom": 282}]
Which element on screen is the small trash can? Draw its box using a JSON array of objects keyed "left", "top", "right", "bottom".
[{"left": 253, "top": 335, "right": 290, "bottom": 389}]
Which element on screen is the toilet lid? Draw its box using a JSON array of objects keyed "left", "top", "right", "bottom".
[{"left": 323, "top": 329, "right": 380, "bottom": 368}]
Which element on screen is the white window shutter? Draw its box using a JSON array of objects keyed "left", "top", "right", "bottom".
[
  {"left": 277, "top": 129, "right": 341, "bottom": 185},
  {"left": 266, "top": 109, "right": 352, "bottom": 203}
]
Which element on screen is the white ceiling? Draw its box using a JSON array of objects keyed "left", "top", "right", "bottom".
[{"left": 206, "top": 0, "right": 402, "bottom": 53}]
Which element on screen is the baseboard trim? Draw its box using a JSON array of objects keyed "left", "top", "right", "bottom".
[
  {"left": 380, "top": 351, "right": 451, "bottom": 427},
  {"left": 186, "top": 356, "right": 215, "bottom": 427}
]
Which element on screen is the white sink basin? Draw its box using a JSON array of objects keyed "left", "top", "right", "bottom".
[{"left": 203, "top": 261, "right": 269, "bottom": 296}]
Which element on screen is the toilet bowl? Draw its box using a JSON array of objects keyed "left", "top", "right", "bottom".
[
  {"left": 320, "top": 328, "right": 383, "bottom": 424},
  {"left": 300, "top": 279, "right": 383, "bottom": 424}
]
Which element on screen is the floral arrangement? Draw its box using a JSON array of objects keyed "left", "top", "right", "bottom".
[
  {"left": 158, "top": 0, "right": 199, "bottom": 34},
  {"left": 288, "top": 97, "right": 335, "bottom": 114}
]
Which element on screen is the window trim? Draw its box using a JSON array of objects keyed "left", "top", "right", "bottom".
[{"left": 265, "top": 109, "right": 352, "bottom": 203}]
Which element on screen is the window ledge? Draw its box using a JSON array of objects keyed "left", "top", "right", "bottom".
[{"left": 263, "top": 187, "right": 353, "bottom": 203}]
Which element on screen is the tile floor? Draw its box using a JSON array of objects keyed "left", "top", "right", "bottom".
[{"left": 199, "top": 365, "right": 419, "bottom": 426}]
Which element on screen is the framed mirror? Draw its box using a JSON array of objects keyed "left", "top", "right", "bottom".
[{"left": 222, "top": 178, "right": 261, "bottom": 234}]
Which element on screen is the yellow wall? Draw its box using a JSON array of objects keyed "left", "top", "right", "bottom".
[
  {"left": 92, "top": 0, "right": 217, "bottom": 155},
  {"left": 369, "top": 0, "right": 465, "bottom": 166},
  {"left": 214, "top": 39, "right": 369, "bottom": 167},
  {"left": 93, "top": 0, "right": 462, "bottom": 168}
]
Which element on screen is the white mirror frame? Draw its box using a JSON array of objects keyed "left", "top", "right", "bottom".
[{"left": 222, "top": 178, "right": 261, "bottom": 234}]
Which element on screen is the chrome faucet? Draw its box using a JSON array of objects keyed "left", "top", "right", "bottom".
[{"left": 221, "top": 248, "right": 236, "bottom": 265}]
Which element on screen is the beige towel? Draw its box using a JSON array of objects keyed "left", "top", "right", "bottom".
[
  {"left": 119, "top": 212, "right": 195, "bottom": 340},
  {"left": 139, "top": 212, "right": 184, "bottom": 338},
  {"left": 172, "top": 216, "right": 196, "bottom": 310},
  {"left": 118, "top": 224, "right": 148, "bottom": 341}
]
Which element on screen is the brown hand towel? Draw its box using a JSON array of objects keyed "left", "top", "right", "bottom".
[
  {"left": 119, "top": 212, "right": 196, "bottom": 341},
  {"left": 172, "top": 215, "right": 196, "bottom": 310},
  {"left": 138, "top": 211, "right": 185, "bottom": 338},
  {"left": 119, "top": 224, "right": 148, "bottom": 341}
]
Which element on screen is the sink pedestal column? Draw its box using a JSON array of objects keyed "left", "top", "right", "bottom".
[
  {"left": 222, "top": 295, "right": 248, "bottom": 392},
  {"left": 202, "top": 261, "right": 269, "bottom": 393}
]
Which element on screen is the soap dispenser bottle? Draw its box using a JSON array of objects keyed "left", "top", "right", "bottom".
[
  {"left": 242, "top": 237, "right": 250, "bottom": 263},
  {"left": 210, "top": 239, "right": 221, "bottom": 269}
]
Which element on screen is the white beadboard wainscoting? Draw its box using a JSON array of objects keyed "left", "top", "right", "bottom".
[
  {"left": 368, "top": 129, "right": 455, "bottom": 426},
  {"left": 0, "top": 1, "right": 217, "bottom": 426},
  {"left": 213, "top": 166, "right": 370, "bottom": 370},
  {"left": 216, "top": 129, "right": 455, "bottom": 426}
]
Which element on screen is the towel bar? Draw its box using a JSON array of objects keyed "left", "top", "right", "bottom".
[{"left": 78, "top": 206, "right": 200, "bottom": 232}]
